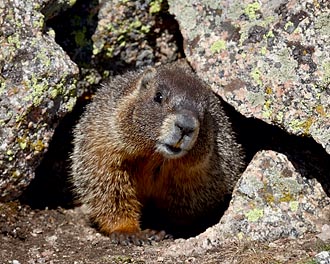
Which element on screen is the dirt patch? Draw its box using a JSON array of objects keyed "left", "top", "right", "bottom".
[{"left": 0, "top": 201, "right": 327, "bottom": 263}]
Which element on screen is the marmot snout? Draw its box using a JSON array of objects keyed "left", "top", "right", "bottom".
[
  {"left": 71, "top": 62, "right": 245, "bottom": 245},
  {"left": 157, "top": 106, "right": 200, "bottom": 158}
]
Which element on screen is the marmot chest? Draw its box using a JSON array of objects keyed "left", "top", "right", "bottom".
[{"left": 129, "top": 157, "right": 209, "bottom": 207}]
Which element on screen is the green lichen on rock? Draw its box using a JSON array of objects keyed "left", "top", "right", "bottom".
[
  {"left": 260, "top": 46, "right": 267, "bottom": 55},
  {"left": 262, "top": 99, "right": 273, "bottom": 119},
  {"left": 264, "top": 192, "right": 275, "bottom": 204},
  {"left": 264, "top": 29, "right": 274, "bottom": 39},
  {"left": 289, "top": 201, "right": 299, "bottom": 212},
  {"left": 251, "top": 68, "right": 263, "bottom": 86},
  {"left": 169, "top": 0, "right": 330, "bottom": 153},
  {"left": 93, "top": 15, "right": 153, "bottom": 58},
  {"left": 284, "top": 21, "right": 294, "bottom": 32},
  {"left": 244, "top": 2, "right": 261, "bottom": 20},
  {"left": 149, "top": 0, "right": 163, "bottom": 14},
  {"left": 23, "top": 76, "right": 49, "bottom": 106},
  {"left": 245, "top": 208, "right": 264, "bottom": 222},
  {"left": 218, "top": 150, "right": 330, "bottom": 242},
  {"left": 0, "top": 0, "right": 79, "bottom": 201},
  {"left": 210, "top": 40, "right": 226, "bottom": 54},
  {"left": 288, "top": 117, "right": 314, "bottom": 136},
  {"left": 279, "top": 191, "right": 294, "bottom": 203},
  {"left": 267, "top": 48, "right": 298, "bottom": 83},
  {"left": 238, "top": 15, "right": 275, "bottom": 46},
  {"left": 321, "top": 60, "right": 330, "bottom": 84},
  {"left": 314, "top": 12, "right": 330, "bottom": 36},
  {"left": 247, "top": 91, "right": 265, "bottom": 108},
  {"left": 261, "top": 177, "right": 301, "bottom": 206},
  {"left": 7, "top": 34, "right": 21, "bottom": 49},
  {"left": 17, "top": 136, "right": 28, "bottom": 150},
  {"left": 315, "top": 105, "right": 326, "bottom": 117},
  {"left": 64, "top": 96, "right": 77, "bottom": 112}
]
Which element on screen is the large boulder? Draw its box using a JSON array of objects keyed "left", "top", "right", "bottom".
[
  {"left": 0, "top": 0, "right": 79, "bottom": 201},
  {"left": 168, "top": 0, "right": 330, "bottom": 154},
  {"left": 220, "top": 150, "right": 330, "bottom": 242},
  {"left": 165, "top": 150, "right": 330, "bottom": 256}
]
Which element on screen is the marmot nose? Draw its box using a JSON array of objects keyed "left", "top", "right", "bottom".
[{"left": 175, "top": 113, "right": 199, "bottom": 136}]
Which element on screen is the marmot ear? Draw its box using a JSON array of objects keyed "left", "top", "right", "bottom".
[{"left": 137, "top": 67, "right": 157, "bottom": 91}]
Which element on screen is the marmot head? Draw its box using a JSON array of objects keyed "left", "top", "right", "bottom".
[{"left": 117, "top": 65, "right": 211, "bottom": 159}]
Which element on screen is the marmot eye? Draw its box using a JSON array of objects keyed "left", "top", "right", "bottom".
[{"left": 154, "top": 92, "right": 163, "bottom": 104}]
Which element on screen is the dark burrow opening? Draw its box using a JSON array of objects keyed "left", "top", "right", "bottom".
[
  {"left": 19, "top": 95, "right": 330, "bottom": 238},
  {"left": 19, "top": 0, "right": 330, "bottom": 239}
]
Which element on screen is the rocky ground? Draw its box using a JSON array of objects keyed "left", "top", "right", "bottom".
[
  {"left": 1, "top": 0, "right": 330, "bottom": 263},
  {"left": 0, "top": 202, "right": 329, "bottom": 264}
]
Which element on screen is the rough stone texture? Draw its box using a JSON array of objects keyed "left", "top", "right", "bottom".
[
  {"left": 168, "top": 0, "right": 330, "bottom": 154},
  {"left": 317, "top": 224, "right": 330, "bottom": 242},
  {"left": 219, "top": 150, "right": 330, "bottom": 241},
  {"left": 315, "top": 251, "right": 330, "bottom": 264},
  {"left": 92, "top": 0, "right": 182, "bottom": 71},
  {"left": 165, "top": 150, "right": 330, "bottom": 256},
  {"left": 0, "top": 0, "right": 79, "bottom": 201}
]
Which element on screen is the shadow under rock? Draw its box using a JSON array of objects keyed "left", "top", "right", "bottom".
[
  {"left": 19, "top": 95, "right": 90, "bottom": 209},
  {"left": 43, "top": 0, "right": 99, "bottom": 68},
  {"left": 221, "top": 98, "right": 330, "bottom": 197}
]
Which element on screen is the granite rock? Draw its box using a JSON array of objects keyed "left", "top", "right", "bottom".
[
  {"left": 0, "top": 0, "right": 79, "bottom": 201},
  {"left": 219, "top": 150, "right": 330, "bottom": 241},
  {"left": 165, "top": 150, "right": 330, "bottom": 256},
  {"left": 168, "top": 0, "right": 330, "bottom": 154}
]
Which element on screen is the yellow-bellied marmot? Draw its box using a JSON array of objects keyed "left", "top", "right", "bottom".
[{"left": 71, "top": 62, "right": 245, "bottom": 245}]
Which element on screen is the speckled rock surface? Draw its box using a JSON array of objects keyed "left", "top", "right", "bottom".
[
  {"left": 220, "top": 150, "right": 330, "bottom": 241},
  {"left": 165, "top": 150, "right": 330, "bottom": 256},
  {"left": 0, "top": 0, "right": 79, "bottom": 201},
  {"left": 168, "top": 0, "right": 330, "bottom": 154},
  {"left": 92, "top": 0, "right": 182, "bottom": 70},
  {"left": 315, "top": 251, "right": 330, "bottom": 264}
]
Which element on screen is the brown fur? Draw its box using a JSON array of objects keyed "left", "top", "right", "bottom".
[{"left": 71, "top": 62, "right": 245, "bottom": 240}]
